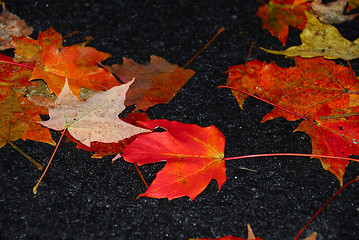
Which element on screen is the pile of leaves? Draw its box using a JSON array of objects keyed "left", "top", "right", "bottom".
[{"left": 1, "top": 0, "right": 359, "bottom": 239}]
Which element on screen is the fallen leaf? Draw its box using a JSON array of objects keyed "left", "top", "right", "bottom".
[
  {"left": 296, "top": 105, "right": 359, "bottom": 185},
  {"left": 25, "top": 79, "right": 57, "bottom": 109},
  {"left": 0, "top": 90, "right": 55, "bottom": 147},
  {"left": 189, "top": 224, "right": 263, "bottom": 240},
  {"left": 11, "top": 27, "right": 62, "bottom": 62},
  {"left": 292, "top": 0, "right": 359, "bottom": 11},
  {"left": 0, "top": 3, "right": 32, "bottom": 50},
  {"left": 226, "top": 57, "right": 359, "bottom": 184},
  {"left": 311, "top": 0, "right": 359, "bottom": 24},
  {"left": 19, "top": 94, "right": 55, "bottom": 145},
  {"left": 292, "top": 0, "right": 311, "bottom": 8},
  {"left": 122, "top": 119, "right": 226, "bottom": 200},
  {"left": 106, "top": 55, "right": 195, "bottom": 111},
  {"left": 227, "top": 57, "right": 358, "bottom": 121},
  {"left": 256, "top": 0, "right": 308, "bottom": 45},
  {"left": 348, "top": 0, "right": 359, "bottom": 8},
  {"left": 0, "top": 53, "right": 34, "bottom": 100},
  {"left": 261, "top": 12, "right": 359, "bottom": 60},
  {"left": 0, "top": 90, "right": 29, "bottom": 148},
  {"left": 303, "top": 232, "right": 317, "bottom": 240},
  {"left": 40, "top": 79, "right": 150, "bottom": 147},
  {"left": 66, "top": 112, "right": 150, "bottom": 158},
  {"left": 30, "top": 44, "right": 120, "bottom": 98}
]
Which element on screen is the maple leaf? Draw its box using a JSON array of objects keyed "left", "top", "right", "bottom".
[
  {"left": 18, "top": 94, "right": 56, "bottom": 146},
  {"left": 226, "top": 58, "right": 359, "bottom": 121},
  {"left": 0, "top": 3, "right": 32, "bottom": 50},
  {"left": 30, "top": 44, "right": 120, "bottom": 98},
  {"left": 256, "top": 0, "right": 308, "bottom": 45},
  {"left": 226, "top": 57, "right": 359, "bottom": 184},
  {"left": 296, "top": 105, "right": 359, "bottom": 185},
  {"left": 105, "top": 55, "right": 195, "bottom": 111},
  {"left": 0, "top": 53, "right": 34, "bottom": 100},
  {"left": 122, "top": 119, "right": 226, "bottom": 200},
  {"left": 293, "top": 0, "right": 359, "bottom": 10},
  {"left": 189, "top": 224, "right": 263, "bottom": 240},
  {"left": 11, "top": 27, "right": 62, "bottom": 62},
  {"left": 261, "top": 12, "right": 359, "bottom": 60},
  {"left": 40, "top": 79, "right": 150, "bottom": 147},
  {"left": 66, "top": 112, "right": 150, "bottom": 158},
  {"left": 311, "top": 0, "right": 359, "bottom": 24},
  {"left": 0, "top": 90, "right": 55, "bottom": 147},
  {"left": 25, "top": 79, "right": 57, "bottom": 109},
  {"left": 0, "top": 90, "right": 29, "bottom": 148},
  {"left": 348, "top": 0, "right": 359, "bottom": 8}
]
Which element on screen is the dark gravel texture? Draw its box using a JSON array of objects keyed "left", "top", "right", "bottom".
[{"left": 2, "top": 1, "right": 359, "bottom": 239}]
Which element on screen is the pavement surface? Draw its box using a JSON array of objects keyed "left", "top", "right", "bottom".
[{"left": 2, "top": 1, "right": 359, "bottom": 239}]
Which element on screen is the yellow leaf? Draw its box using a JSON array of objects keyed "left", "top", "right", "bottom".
[
  {"left": 0, "top": 90, "right": 28, "bottom": 148},
  {"left": 348, "top": 0, "right": 359, "bottom": 8},
  {"left": 261, "top": 12, "right": 359, "bottom": 60}
]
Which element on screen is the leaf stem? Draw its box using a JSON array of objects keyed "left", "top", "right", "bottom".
[
  {"left": 293, "top": 176, "right": 359, "bottom": 240},
  {"left": 245, "top": 41, "right": 255, "bottom": 65},
  {"left": 183, "top": 27, "right": 225, "bottom": 68},
  {"left": 256, "top": 0, "right": 266, "bottom": 5},
  {"left": 8, "top": 141, "right": 43, "bottom": 170},
  {"left": 218, "top": 85, "right": 308, "bottom": 121},
  {"left": 0, "top": 60, "right": 34, "bottom": 69},
  {"left": 133, "top": 163, "right": 149, "bottom": 188},
  {"left": 224, "top": 153, "right": 359, "bottom": 163},
  {"left": 33, "top": 128, "right": 67, "bottom": 194}
]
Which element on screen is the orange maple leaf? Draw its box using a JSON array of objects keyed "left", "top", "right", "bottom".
[
  {"left": 190, "top": 224, "right": 263, "bottom": 240},
  {"left": 0, "top": 90, "right": 55, "bottom": 147},
  {"left": 17, "top": 94, "right": 55, "bottom": 146},
  {"left": 226, "top": 57, "right": 359, "bottom": 185},
  {"left": 11, "top": 27, "right": 62, "bottom": 62},
  {"left": 30, "top": 44, "right": 120, "bottom": 98},
  {"left": 256, "top": 0, "right": 308, "bottom": 45},
  {"left": 106, "top": 55, "right": 195, "bottom": 111},
  {"left": 122, "top": 119, "right": 226, "bottom": 200}
]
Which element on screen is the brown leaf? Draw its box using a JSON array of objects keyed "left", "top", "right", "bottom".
[
  {"left": 106, "top": 55, "right": 195, "bottom": 111},
  {"left": 0, "top": 3, "right": 32, "bottom": 50},
  {"left": 311, "top": 0, "right": 359, "bottom": 24}
]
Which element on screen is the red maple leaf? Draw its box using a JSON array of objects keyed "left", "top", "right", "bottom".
[
  {"left": 226, "top": 57, "right": 359, "bottom": 185},
  {"left": 256, "top": 0, "right": 308, "bottom": 45},
  {"left": 0, "top": 53, "right": 34, "bottom": 100},
  {"left": 122, "top": 119, "right": 226, "bottom": 200},
  {"left": 296, "top": 105, "right": 359, "bottom": 184}
]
